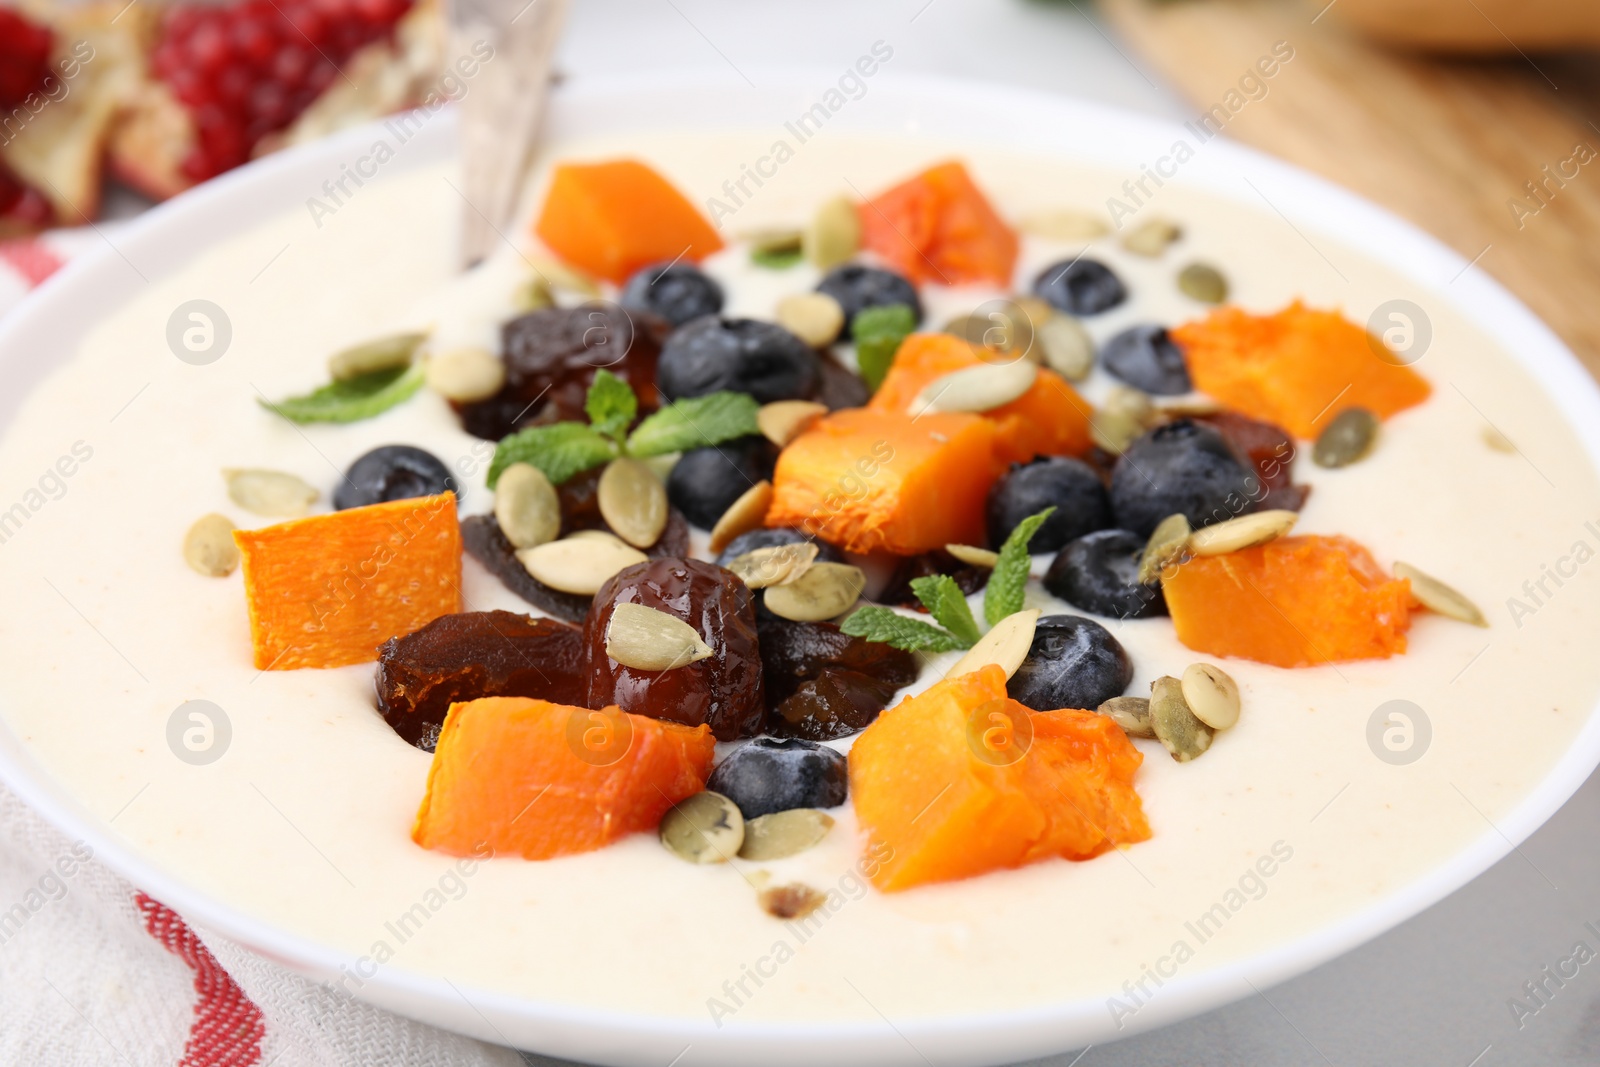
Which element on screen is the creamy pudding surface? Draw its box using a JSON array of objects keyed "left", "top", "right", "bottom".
[{"left": 1, "top": 129, "right": 1598, "bottom": 1026}]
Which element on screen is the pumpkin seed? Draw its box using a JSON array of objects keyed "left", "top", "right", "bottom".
[
  {"left": 568, "top": 529, "right": 629, "bottom": 545},
  {"left": 739, "top": 809, "right": 835, "bottom": 860},
  {"left": 1121, "top": 218, "right": 1182, "bottom": 257},
  {"left": 529, "top": 258, "right": 600, "bottom": 296},
  {"left": 943, "top": 309, "right": 1033, "bottom": 357},
  {"left": 327, "top": 331, "right": 425, "bottom": 381},
  {"left": 1011, "top": 295, "right": 1056, "bottom": 328},
  {"left": 1395, "top": 562, "right": 1488, "bottom": 627},
  {"left": 494, "top": 462, "right": 560, "bottom": 549},
  {"left": 748, "top": 228, "right": 804, "bottom": 258},
  {"left": 1187, "top": 509, "right": 1298, "bottom": 556},
  {"left": 1483, "top": 427, "right": 1516, "bottom": 453},
  {"left": 605, "top": 602, "right": 713, "bottom": 670},
  {"left": 708, "top": 480, "right": 773, "bottom": 554},
  {"left": 1018, "top": 209, "right": 1109, "bottom": 241},
  {"left": 1090, "top": 409, "right": 1145, "bottom": 455},
  {"left": 946, "top": 609, "right": 1040, "bottom": 681},
  {"left": 758, "top": 882, "right": 828, "bottom": 919},
  {"left": 911, "top": 359, "right": 1038, "bottom": 416},
  {"left": 1103, "top": 385, "right": 1156, "bottom": 422},
  {"left": 223, "top": 468, "right": 317, "bottom": 517},
  {"left": 1181, "top": 663, "right": 1240, "bottom": 729},
  {"left": 1035, "top": 314, "right": 1094, "bottom": 381},
  {"left": 804, "top": 195, "right": 860, "bottom": 269},
  {"left": 945, "top": 543, "right": 1000, "bottom": 569},
  {"left": 597, "top": 458, "right": 668, "bottom": 549},
  {"left": 513, "top": 273, "right": 554, "bottom": 312},
  {"left": 1138, "top": 513, "right": 1193, "bottom": 584},
  {"left": 660, "top": 791, "right": 744, "bottom": 864},
  {"left": 775, "top": 293, "right": 845, "bottom": 349},
  {"left": 516, "top": 535, "right": 647, "bottom": 595},
  {"left": 1150, "top": 675, "right": 1213, "bottom": 762},
  {"left": 1097, "top": 696, "right": 1154, "bottom": 738},
  {"left": 183, "top": 513, "right": 239, "bottom": 577},
  {"left": 1312, "top": 407, "right": 1379, "bottom": 468},
  {"left": 726, "top": 542, "right": 818, "bottom": 589},
  {"left": 425, "top": 345, "right": 505, "bottom": 402},
  {"left": 757, "top": 399, "right": 828, "bottom": 447},
  {"left": 1177, "top": 262, "right": 1229, "bottom": 304},
  {"left": 763, "top": 562, "right": 866, "bottom": 622}
]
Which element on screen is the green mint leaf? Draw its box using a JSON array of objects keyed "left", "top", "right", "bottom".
[
  {"left": 752, "top": 246, "right": 803, "bottom": 270},
  {"left": 839, "top": 606, "right": 965, "bottom": 653},
  {"left": 488, "top": 422, "right": 617, "bottom": 487},
  {"left": 625, "top": 391, "right": 760, "bottom": 457},
  {"left": 909, "top": 575, "right": 980, "bottom": 648},
  {"left": 985, "top": 506, "right": 1056, "bottom": 626},
  {"left": 852, "top": 304, "right": 916, "bottom": 392},
  {"left": 259, "top": 362, "right": 424, "bottom": 424},
  {"left": 585, "top": 369, "right": 637, "bottom": 443}
]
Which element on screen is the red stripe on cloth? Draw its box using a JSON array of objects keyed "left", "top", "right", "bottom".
[
  {"left": 0, "top": 237, "right": 64, "bottom": 287},
  {"left": 137, "top": 892, "right": 267, "bottom": 1067}
]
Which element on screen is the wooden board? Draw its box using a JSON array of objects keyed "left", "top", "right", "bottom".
[{"left": 1102, "top": 0, "right": 1600, "bottom": 373}]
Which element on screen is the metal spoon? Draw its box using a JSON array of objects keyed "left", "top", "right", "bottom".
[{"left": 447, "top": 0, "right": 570, "bottom": 269}]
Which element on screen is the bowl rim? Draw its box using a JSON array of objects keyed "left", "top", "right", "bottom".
[{"left": 4, "top": 65, "right": 1599, "bottom": 1066}]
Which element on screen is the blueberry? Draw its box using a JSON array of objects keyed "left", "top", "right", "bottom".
[
  {"left": 620, "top": 262, "right": 724, "bottom": 327},
  {"left": 706, "top": 736, "right": 848, "bottom": 818},
  {"left": 1007, "top": 615, "right": 1133, "bottom": 712},
  {"left": 657, "top": 316, "right": 820, "bottom": 404},
  {"left": 1101, "top": 324, "right": 1191, "bottom": 395},
  {"left": 1043, "top": 529, "right": 1166, "bottom": 620},
  {"left": 986, "top": 456, "right": 1110, "bottom": 553},
  {"left": 714, "top": 527, "right": 842, "bottom": 567},
  {"left": 334, "top": 445, "right": 457, "bottom": 510},
  {"left": 815, "top": 265, "right": 922, "bottom": 336},
  {"left": 666, "top": 435, "right": 777, "bottom": 529},
  {"left": 1032, "top": 258, "right": 1126, "bottom": 316},
  {"left": 1110, "top": 419, "right": 1259, "bottom": 538}
]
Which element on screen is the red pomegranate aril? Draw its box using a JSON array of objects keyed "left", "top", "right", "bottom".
[
  {"left": 217, "top": 66, "right": 254, "bottom": 105},
  {"left": 187, "top": 23, "right": 231, "bottom": 72},
  {"left": 272, "top": 46, "right": 311, "bottom": 84},
  {"left": 154, "top": 0, "right": 413, "bottom": 183},
  {"left": 249, "top": 83, "right": 291, "bottom": 125},
  {"left": 0, "top": 8, "right": 54, "bottom": 109},
  {"left": 232, "top": 20, "right": 279, "bottom": 66}
]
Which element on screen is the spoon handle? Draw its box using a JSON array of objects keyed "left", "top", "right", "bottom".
[{"left": 448, "top": 0, "right": 570, "bottom": 269}]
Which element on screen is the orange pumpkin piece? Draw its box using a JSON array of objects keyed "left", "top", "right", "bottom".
[
  {"left": 234, "top": 493, "right": 461, "bottom": 671},
  {"left": 533, "top": 159, "right": 723, "bottom": 284},
  {"left": 413, "top": 697, "right": 715, "bottom": 860},
  {"left": 868, "top": 333, "right": 1093, "bottom": 464},
  {"left": 849, "top": 666, "right": 1149, "bottom": 892},
  {"left": 1172, "top": 302, "right": 1432, "bottom": 440},
  {"left": 857, "top": 161, "right": 1019, "bottom": 287},
  {"left": 765, "top": 407, "right": 996, "bottom": 555},
  {"left": 1163, "top": 534, "right": 1413, "bottom": 668}
]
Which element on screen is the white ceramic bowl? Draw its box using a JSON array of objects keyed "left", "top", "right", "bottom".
[{"left": 4, "top": 69, "right": 1600, "bottom": 1066}]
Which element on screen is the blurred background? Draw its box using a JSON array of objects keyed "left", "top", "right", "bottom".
[{"left": 6, "top": 1, "right": 1600, "bottom": 1063}]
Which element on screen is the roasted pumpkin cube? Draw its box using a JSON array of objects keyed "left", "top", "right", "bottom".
[
  {"left": 1163, "top": 534, "right": 1413, "bottom": 667},
  {"left": 534, "top": 159, "right": 723, "bottom": 284},
  {"left": 1173, "top": 302, "right": 1431, "bottom": 440},
  {"left": 857, "top": 161, "right": 1019, "bottom": 287},
  {"left": 234, "top": 493, "right": 461, "bottom": 670},
  {"left": 765, "top": 407, "right": 997, "bottom": 555},
  {"left": 849, "top": 665, "right": 1149, "bottom": 892},
  {"left": 868, "top": 333, "right": 1093, "bottom": 464},
  {"left": 412, "top": 697, "right": 715, "bottom": 860}
]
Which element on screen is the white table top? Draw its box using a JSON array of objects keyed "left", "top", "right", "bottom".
[{"left": 519, "top": 2, "right": 1599, "bottom": 1064}]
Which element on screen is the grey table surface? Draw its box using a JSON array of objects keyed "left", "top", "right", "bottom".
[{"left": 512, "top": 2, "right": 1600, "bottom": 1064}]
